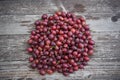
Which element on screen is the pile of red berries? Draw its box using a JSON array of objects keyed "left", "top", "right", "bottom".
[{"left": 27, "top": 11, "right": 95, "bottom": 76}]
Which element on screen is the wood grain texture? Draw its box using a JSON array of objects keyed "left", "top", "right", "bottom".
[
  {"left": 0, "top": 0, "right": 119, "bottom": 15},
  {"left": 0, "top": 0, "right": 58, "bottom": 15},
  {"left": 0, "top": 15, "right": 119, "bottom": 35},
  {"left": 0, "top": 0, "right": 120, "bottom": 80}
]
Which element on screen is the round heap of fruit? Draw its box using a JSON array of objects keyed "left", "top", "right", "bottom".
[{"left": 27, "top": 11, "right": 95, "bottom": 76}]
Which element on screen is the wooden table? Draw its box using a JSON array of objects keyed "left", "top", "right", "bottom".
[{"left": 0, "top": 0, "right": 120, "bottom": 80}]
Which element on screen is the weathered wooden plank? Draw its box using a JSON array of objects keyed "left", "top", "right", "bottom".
[
  {"left": 0, "top": 0, "right": 58, "bottom": 15},
  {"left": 60, "top": 0, "right": 120, "bottom": 14},
  {"left": 0, "top": 45, "right": 120, "bottom": 61},
  {"left": 0, "top": 32, "right": 120, "bottom": 61},
  {"left": 0, "top": 69, "right": 120, "bottom": 80},
  {"left": 0, "top": 0, "right": 119, "bottom": 15},
  {"left": 0, "top": 60, "right": 120, "bottom": 71},
  {"left": 0, "top": 15, "right": 120, "bottom": 35},
  {"left": 87, "top": 18, "right": 120, "bottom": 32},
  {"left": 0, "top": 15, "right": 38, "bottom": 35}
]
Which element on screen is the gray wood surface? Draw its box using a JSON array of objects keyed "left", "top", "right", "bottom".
[{"left": 0, "top": 0, "right": 120, "bottom": 80}]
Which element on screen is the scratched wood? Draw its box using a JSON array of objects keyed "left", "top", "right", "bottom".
[{"left": 0, "top": 0, "right": 120, "bottom": 80}]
